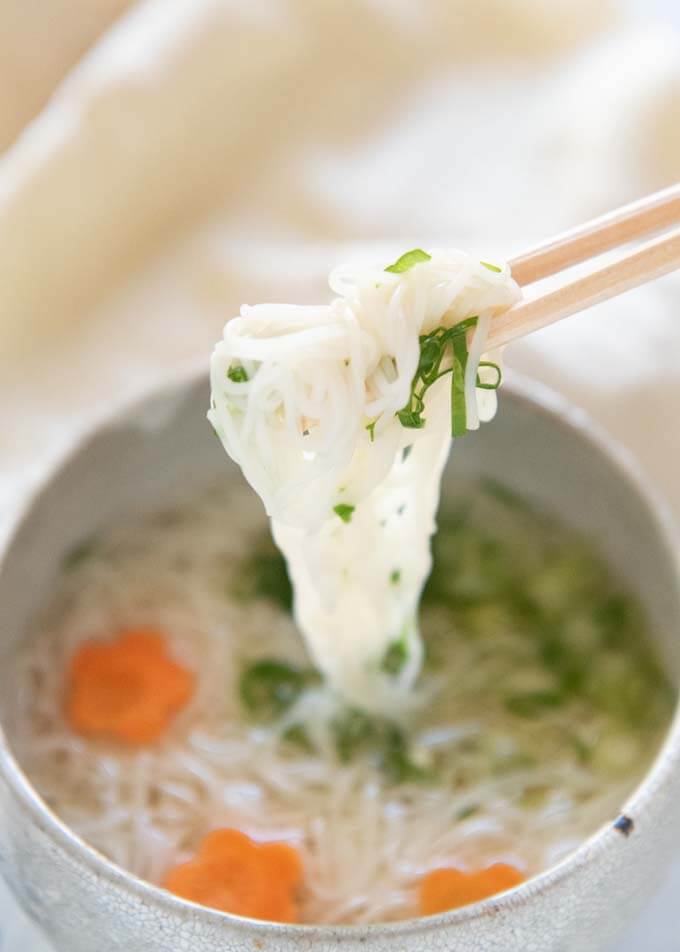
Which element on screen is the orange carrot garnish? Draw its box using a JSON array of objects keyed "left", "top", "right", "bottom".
[
  {"left": 163, "top": 828, "right": 303, "bottom": 922},
  {"left": 419, "top": 863, "right": 524, "bottom": 915},
  {"left": 66, "top": 629, "right": 194, "bottom": 745}
]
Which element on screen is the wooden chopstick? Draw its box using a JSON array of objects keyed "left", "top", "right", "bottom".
[
  {"left": 486, "top": 184, "right": 680, "bottom": 349},
  {"left": 489, "top": 226, "right": 680, "bottom": 349},
  {"left": 508, "top": 183, "right": 680, "bottom": 286}
]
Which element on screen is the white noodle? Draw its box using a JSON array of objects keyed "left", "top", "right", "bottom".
[{"left": 209, "top": 250, "right": 521, "bottom": 710}]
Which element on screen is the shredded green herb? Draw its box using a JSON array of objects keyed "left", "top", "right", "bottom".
[
  {"left": 365, "top": 420, "right": 377, "bottom": 442},
  {"left": 520, "top": 785, "right": 550, "bottom": 809},
  {"left": 62, "top": 537, "right": 98, "bottom": 572},
  {"left": 240, "top": 659, "right": 432, "bottom": 783},
  {"left": 568, "top": 732, "right": 593, "bottom": 764},
  {"left": 594, "top": 595, "right": 634, "bottom": 650},
  {"left": 240, "top": 659, "right": 319, "bottom": 719},
  {"left": 492, "top": 751, "right": 537, "bottom": 776},
  {"left": 333, "top": 503, "right": 355, "bottom": 523},
  {"left": 451, "top": 329, "right": 469, "bottom": 437},
  {"left": 381, "top": 638, "right": 408, "bottom": 676},
  {"left": 481, "top": 260, "right": 502, "bottom": 273},
  {"left": 396, "top": 317, "right": 478, "bottom": 436},
  {"left": 225, "top": 480, "right": 673, "bottom": 794},
  {"left": 480, "top": 478, "right": 527, "bottom": 510},
  {"left": 504, "top": 691, "right": 563, "bottom": 718},
  {"left": 385, "top": 248, "right": 431, "bottom": 274},
  {"left": 476, "top": 361, "right": 502, "bottom": 390},
  {"left": 331, "top": 710, "right": 432, "bottom": 783},
  {"left": 381, "top": 726, "right": 433, "bottom": 784},
  {"left": 282, "top": 723, "right": 314, "bottom": 753},
  {"left": 230, "top": 537, "right": 293, "bottom": 612},
  {"left": 332, "top": 709, "right": 375, "bottom": 762},
  {"left": 402, "top": 444, "right": 413, "bottom": 462},
  {"left": 227, "top": 364, "right": 249, "bottom": 383}
]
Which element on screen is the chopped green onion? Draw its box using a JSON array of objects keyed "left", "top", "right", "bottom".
[
  {"left": 402, "top": 444, "right": 413, "bottom": 462},
  {"left": 227, "top": 364, "right": 249, "bottom": 383},
  {"left": 385, "top": 248, "right": 431, "bottom": 274},
  {"left": 390, "top": 569, "right": 401, "bottom": 585},
  {"left": 333, "top": 503, "right": 355, "bottom": 523},
  {"left": 481, "top": 260, "right": 502, "bottom": 273},
  {"left": 456, "top": 804, "right": 479, "bottom": 821},
  {"left": 365, "top": 420, "right": 377, "bottom": 442}
]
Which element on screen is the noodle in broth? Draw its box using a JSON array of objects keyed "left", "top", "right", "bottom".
[{"left": 9, "top": 480, "right": 672, "bottom": 924}]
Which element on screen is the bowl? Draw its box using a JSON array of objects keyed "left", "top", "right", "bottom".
[{"left": 0, "top": 370, "right": 679, "bottom": 952}]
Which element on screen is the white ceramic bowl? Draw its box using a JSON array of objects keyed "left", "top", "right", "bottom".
[{"left": 0, "top": 371, "right": 679, "bottom": 952}]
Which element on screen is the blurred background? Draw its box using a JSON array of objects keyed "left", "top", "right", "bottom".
[{"left": 0, "top": 1, "right": 678, "bottom": 948}]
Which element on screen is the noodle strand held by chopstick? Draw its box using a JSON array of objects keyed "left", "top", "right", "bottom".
[{"left": 209, "top": 249, "right": 520, "bottom": 711}]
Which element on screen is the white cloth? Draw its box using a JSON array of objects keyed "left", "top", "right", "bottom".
[{"left": 0, "top": 0, "right": 679, "bottom": 948}]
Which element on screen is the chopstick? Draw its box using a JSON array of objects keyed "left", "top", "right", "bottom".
[
  {"left": 508, "top": 183, "right": 680, "bottom": 286},
  {"left": 487, "top": 183, "right": 680, "bottom": 349}
]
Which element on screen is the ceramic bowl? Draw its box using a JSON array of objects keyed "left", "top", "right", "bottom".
[{"left": 0, "top": 370, "right": 679, "bottom": 952}]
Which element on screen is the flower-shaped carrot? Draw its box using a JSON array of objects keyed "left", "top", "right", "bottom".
[
  {"left": 66, "top": 629, "right": 194, "bottom": 744},
  {"left": 164, "top": 828, "right": 303, "bottom": 922},
  {"left": 419, "top": 863, "right": 524, "bottom": 915}
]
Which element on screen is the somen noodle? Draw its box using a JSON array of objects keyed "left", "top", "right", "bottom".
[{"left": 209, "top": 249, "right": 520, "bottom": 711}]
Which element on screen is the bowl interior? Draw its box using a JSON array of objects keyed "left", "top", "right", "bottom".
[{"left": 1, "top": 370, "right": 679, "bottom": 751}]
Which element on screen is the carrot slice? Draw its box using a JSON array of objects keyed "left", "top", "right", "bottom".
[
  {"left": 66, "top": 629, "right": 194, "bottom": 744},
  {"left": 419, "top": 863, "right": 524, "bottom": 915},
  {"left": 164, "top": 828, "right": 303, "bottom": 923}
]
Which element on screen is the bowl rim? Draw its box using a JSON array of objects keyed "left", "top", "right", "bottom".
[{"left": 1, "top": 363, "right": 679, "bottom": 941}]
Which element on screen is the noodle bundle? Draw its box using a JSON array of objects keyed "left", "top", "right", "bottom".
[{"left": 209, "top": 250, "right": 521, "bottom": 709}]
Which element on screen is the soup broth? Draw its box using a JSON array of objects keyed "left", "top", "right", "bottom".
[{"left": 8, "top": 480, "right": 673, "bottom": 924}]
